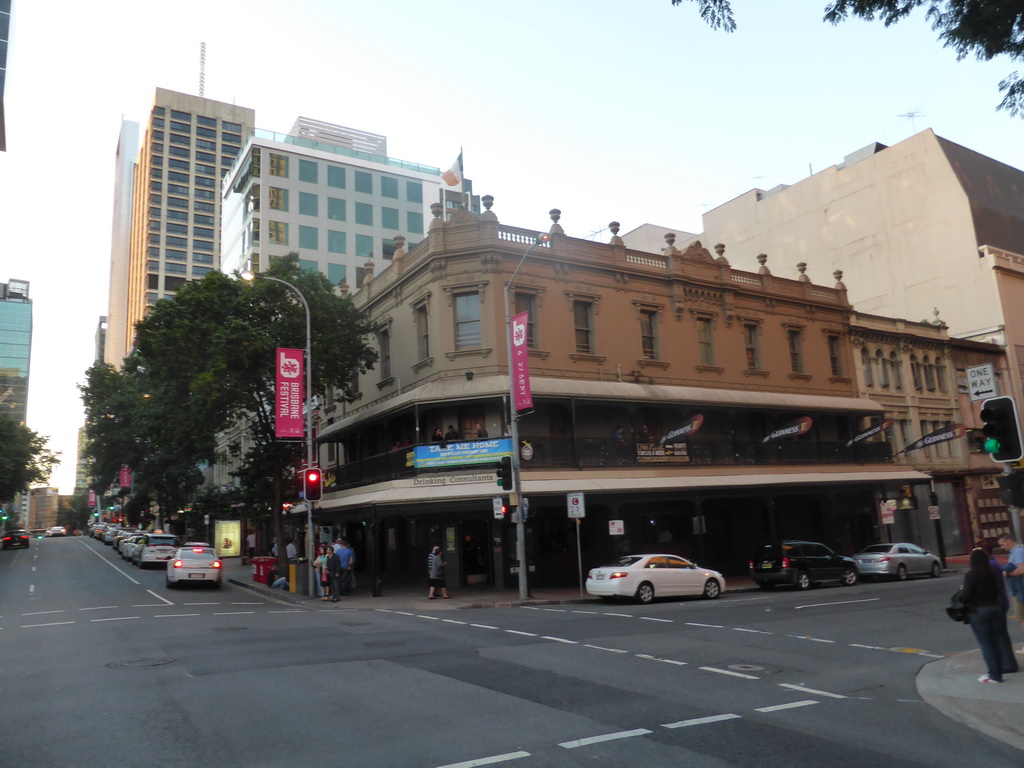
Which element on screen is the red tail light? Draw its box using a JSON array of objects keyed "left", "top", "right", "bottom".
[
  {"left": 212, "top": 561, "right": 222, "bottom": 569},
  {"left": 748, "top": 559, "right": 754, "bottom": 570},
  {"left": 879, "top": 556, "right": 890, "bottom": 562},
  {"left": 782, "top": 556, "right": 791, "bottom": 569},
  {"left": 172, "top": 560, "right": 183, "bottom": 568},
  {"left": 609, "top": 571, "right": 628, "bottom": 580}
]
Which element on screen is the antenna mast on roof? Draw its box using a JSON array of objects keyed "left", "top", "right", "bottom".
[
  {"left": 199, "top": 42, "right": 206, "bottom": 97},
  {"left": 898, "top": 110, "right": 924, "bottom": 133}
]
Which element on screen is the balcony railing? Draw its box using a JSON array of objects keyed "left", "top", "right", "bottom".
[{"left": 325, "top": 437, "right": 892, "bottom": 492}]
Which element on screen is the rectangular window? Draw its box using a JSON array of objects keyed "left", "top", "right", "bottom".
[
  {"left": 743, "top": 323, "right": 761, "bottom": 369},
  {"left": 170, "top": 109, "right": 191, "bottom": 121},
  {"left": 381, "top": 207, "right": 399, "bottom": 230},
  {"left": 356, "top": 234, "right": 374, "bottom": 258},
  {"left": 697, "top": 317, "right": 714, "bottom": 365},
  {"left": 406, "top": 180, "right": 423, "bottom": 204},
  {"left": 328, "top": 230, "right": 347, "bottom": 254},
  {"left": 407, "top": 211, "right": 424, "bottom": 234},
  {"left": 327, "top": 263, "right": 347, "bottom": 285},
  {"left": 415, "top": 304, "right": 430, "bottom": 360},
  {"left": 788, "top": 329, "right": 804, "bottom": 373},
  {"left": 197, "top": 115, "right": 216, "bottom": 128},
  {"left": 169, "top": 158, "right": 189, "bottom": 171},
  {"left": 355, "top": 202, "right": 373, "bottom": 226},
  {"left": 455, "top": 293, "right": 481, "bottom": 349},
  {"left": 269, "top": 187, "right": 288, "bottom": 211},
  {"left": 270, "top": 153, "right": 289, "bottom": 177},
  {"left": 166, "top": 222, "right": 187, "bottom": 234},
  {"left": 355, "top": 170, "right": 372, "bottom": 194},
  {"left": 268, "top": 221, "right": 288, "bottom": 245},
  {"left": 514, "top": 293, "right": 537, "bottom": 348},
  {"left": 299, "top": 159, "right": 318, "bottom": 184},
  {"left": 640, "top": 309, "right": 657, "bottom": 360},
  {"left": 327, "top": 165, "right": 346, "bottom": 188},
  {"left": 327, "top": 197, "right": 346, "bottom": 221},
  {"left": 827, "top": 335, "right": 843, "bottom": 376},
  {"left": 196, "top": 126, "right": 217, "bottom": 139},
  {"left": 574, "top": 301, "right": 594, "bottom": 354},
  {"left": 299, "top": 192, "right": 318, "bottom": 217},
  {"left": 379, "top": 329, "right": 391, "bottom": 380},
  {"left": 299, "top": 225, "right": 318, "bottom": 250},
  {"left": 381, "top": 177, "right": 399, "bottom": 199}
]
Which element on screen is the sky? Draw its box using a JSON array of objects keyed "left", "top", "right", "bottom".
[{"left": 2, "top": 0, "right": 1022, "bottom": 494}]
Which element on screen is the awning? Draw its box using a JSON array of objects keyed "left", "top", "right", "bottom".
[
  {"left": 318, "top": 376, "right": 884, "bottom": 441},
  {"left": 317, "top": 468, "right": 931, "bottom": 512}
]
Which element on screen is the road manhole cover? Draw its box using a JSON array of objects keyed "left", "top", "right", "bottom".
[{"left": 108, "top": 658, "right": 175, "bottom": 669}]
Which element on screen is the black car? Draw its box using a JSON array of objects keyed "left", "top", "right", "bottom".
[
  {"left": 2, "top": 529, "right": 31, "bottom": 550},
  {"left": 749, "top": 540, "right": 858, "bottom": 590}
]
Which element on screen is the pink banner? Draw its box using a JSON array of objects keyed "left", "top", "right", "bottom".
[
  {"left": 119, "top": 465, "right": 132, "bottom": 488},
  {"left": 275, "top": 348, "right": 304, "bottom": 438},
  {"left": 510, "top": 311, "right": 533, "bottom": 413}
]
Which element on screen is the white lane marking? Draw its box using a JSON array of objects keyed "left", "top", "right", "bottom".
[
  {"left": 155, "top": 613, "right": 201, "bottom": 618},
  {"left": 779, "top": 683, "right": 847, "bottom": 699},
  {"left": 79, "top": 605, "right": 119, "bottom": 611},
  {"left": 31, "top": 566, "right": 35, "bottom": 572},
  {"left": 505, "top": 630, "right": 537, "bottom": 636},
  {"left": 787, "top": 635, "right": 835, "bottom": 644},
  {"left": 756, "top": 700, "right": 818, "bottom": 713},
  {"left": 795, "top": 598, "right": 879, "bottom": 610},
  {"left": 605, "top": 613, "right": 632, "bottom": 618},
  {"left": 849, "top": 643, "right": 886, "bottom": 650},
  {"left": 685, "top": 622, "right": 723, "bottom": 628},
  {"left": 213, "top": 611, "right": 254, "bottom": 615},
  {"left": 640, "top": 617, "right": 673, "bottom": 623},
  {"left": 82, "top": 545, "right": 141, "bottom": 584},
  {"left": 435, "top": 751, "right": 531, "bottom": 768},
  {"left": 22, "top": 610, "right": 65, "bottom": 616},
  {"left": 22, "top": 621, "right": 75, "bottom": 628},
  {"left": 29, "top": 585, "right": 34, "bottom": 594},
  {"left": 559, "top": 729, "right": 652, "bottom": 749},
  {"left": 417, "top": 615, "right": 440, "bottom": 620},
  {"left": 636, "top": 654, "right": 687, "bottom": 666},
  {"left": 571, "top": 610, "right": 600, "bottom": 614},
  {"left": 91, "top": 616, "right": 139, "bottom": 623},
  {"left": 699, "top": 666, "right": 760, "bottom": 680},
  {"left": 443, "top": 619, "right": 468, "bottom": 625},
  {"left": 184, "top": 602, "right": 220, "bottom": 606},
  {"left": 733, "top": 627, "right": 773, "bottom": 634},
  {"left": 663, "top": 713, "right": 741, "bottom": 728},
  {"left": 540, "top": 608, "right": 566, "bottom": 613},
  {"left": 390, "top": 610, "right": 417, "bottom": 616},
  {"left": 231, "top": 602, "right": 263, "bottom": 605},
  {"left": 146, "top": 590, "right": 174, "bottom": 605},
  {"left": 470, "top": 623, "right": 499, "bottom": 629},
  {"left": 268, "top": 610, "right": 306, "bottom": 614},
  {"left": 541, "top": 636, "right": 578, "bottom": 644},
  {"left": 583, "top": 644, "right": 628, "bottom": 653}
]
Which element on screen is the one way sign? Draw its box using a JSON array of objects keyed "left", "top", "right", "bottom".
[{"left": 967, "top": 364, "right": 997, "bottom": 402}]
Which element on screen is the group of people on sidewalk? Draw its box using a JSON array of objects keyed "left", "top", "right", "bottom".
[
  {"left": 960, "top": 533, "right": 1024, "bottom": 684},
  {"left": 312, "top": 538, "right": 355, "bottom": 602}
]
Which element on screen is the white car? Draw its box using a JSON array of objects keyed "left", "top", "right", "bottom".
[
  {"left": 586, "top": 553, "right": 725, "bottom": 604},
  {"left": 45, "top": 526, "right": 67, "bottom": 537},
  {"left": 852, "top": 542, "right": 942, "bottom": 581},
  {"left": 166, "top": 546, "right": 222, "bottom": 588},
  {"left": 133, "top": 533, "right": 179, "bottom": 568}
]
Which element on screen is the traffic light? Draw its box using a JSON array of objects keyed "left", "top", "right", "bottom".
[
  {"left": 980, "top": 396, "right": 1023, "bottom": 462},
  {"left": 304, "top": 467, "right": 323, "bottom": 501},
  {"left": 998, "top": 474, "right": 1024, "bottom": 508},
  {"left": 497, "top": 456, "right": 513, "bottom": 490}
]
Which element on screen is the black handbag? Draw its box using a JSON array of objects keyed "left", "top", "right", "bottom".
[{"left": 946, "top": 588, "right": 969, "bottom": 624}]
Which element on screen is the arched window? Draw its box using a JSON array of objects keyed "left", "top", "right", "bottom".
[
  {"left": 890, "top": 351, "right": 903, "bottom": 389},
  {"left": 923, "top": 355, "right": 936, "bottom": 391},
  {"left": 861, "top": 348, "right": 874, "bottom": 387},
  {"left": 909, "top": 354, "right": 923, "bottom": 390},
  {"left": 877, "top": 349, "right": 890, "bottom": 388},
  {"left": 935, "top": 356, "right": 947, "bottom": 393}
]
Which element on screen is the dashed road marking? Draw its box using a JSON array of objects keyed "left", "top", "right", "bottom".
[
  {"left": 779, "top": 683, "right": 846, "bottom": 698},
  {"left": 435, "top": 751, "right": 531, "bottom": 768},
  {"left": 636, "top": 654, "right": 687, "bottom": 666},
  {"left": 756, "top": 700, "right": 818, "bottom": 713},
  {"left": 663, "top": 713, "right": 741, "bottom": 728},
  {"left": 583, "top": 644, "right": 628, "bottom": 653},
  {"left": 559, "top": 728, "right": 652, "bottom": 749},
  {"left": 700, "top": 666, "right": 760, "bottom": 680},
  {"left": 91, "top": 616, "right": 139, "bottom": 623}
]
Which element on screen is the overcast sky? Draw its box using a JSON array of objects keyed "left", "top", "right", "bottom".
[{"left": 2, "top": 0, "right": 1022, "bottom": 493}]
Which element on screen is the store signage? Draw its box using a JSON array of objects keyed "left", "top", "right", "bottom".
[
  {"left": 847, "top": 418, "right": 893, "bottom": 447},
  {"left": 660, "top": 414, "right": 704, "bottom": 445},
  {"left": 897, "top": 424, "right": 966, "bottom": 455},
  {"left": 413, "top": 438, "right": 513, "bottom": 469},
  {"left": 762, "top": 416, "right": 812, "bottom": 443}
]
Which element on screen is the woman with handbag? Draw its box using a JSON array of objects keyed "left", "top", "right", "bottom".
[{"left": 961, "top": 548, "right": 1018, "bottom": 683}]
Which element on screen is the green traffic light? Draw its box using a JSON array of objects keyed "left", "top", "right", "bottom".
[{"left": 985, "top": 437, "right": 1003, "bottom": 454}]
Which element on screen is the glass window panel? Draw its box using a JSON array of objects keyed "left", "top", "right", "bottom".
[
  {"left": 327, "top": 165, "right": 346, "bottom": 188},
  {"left": 355, "top": 170, "right": 372, "bottom": 193},
  {"left": 299, "top": 159, "right": 318, "bottom": 184},
  {"left": 299, "top": 192, "right": 318, "bottom": 217},
  {"left": 327, "top": 197, "right": 346, "bottom": 221},
  {"left": 299, "top": 225, "right": 318, "bottom": 250},
  {"left": 328, "top": 230, "right": 347, "bottom": 254},
  {"left": 355, "top": 202, "right": 373, "bottom": 226},
  {"left": 381, "top": 177, "right": 399, "bottom": 199},
  {"left": 381, "top": 207, "right": 399, "bottom": 230}
]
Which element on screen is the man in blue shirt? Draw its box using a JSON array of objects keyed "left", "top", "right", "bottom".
[
  {"left": 337, "top": 539, "right": 355, "bottom": 597},
  {"left": 998, "top": 533, "right": 1024, "bottom": 654}
]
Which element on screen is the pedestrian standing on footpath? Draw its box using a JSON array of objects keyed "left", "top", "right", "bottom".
[
  {"left": 961, "top": 549, "right": 1018, "bottom": 684},
  {"left": 427, "top": 545, "right": 450, "bottom": 599},
  {"left": 326, "top": 545, "right": 342, "bottom": 602},
  {"left": 337, "top": 539, "right": 355, "bottom": 597},
  {"left": 997, "top": 533, "right": 1024, "bottom": 655},
  {"left": 312, "top": 543, "right": 329, "bottom": 600}
]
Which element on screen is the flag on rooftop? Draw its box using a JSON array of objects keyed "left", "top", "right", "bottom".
[{"left": 441, "top": 151, "right": 463, "bottom": 186}]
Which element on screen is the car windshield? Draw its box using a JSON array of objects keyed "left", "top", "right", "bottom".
[
  {"left": 602, "top": 556, "right": 645, "bottom": 568},
  {"left": 147, "top": 536, "right": 177, "bottom": 546},
  {"left": 860, "top": 545, "right": 892, "bottom": 553}
]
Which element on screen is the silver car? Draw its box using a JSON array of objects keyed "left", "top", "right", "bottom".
[{"left": 853, "top": 542, "right": 942, "bottom": 581}]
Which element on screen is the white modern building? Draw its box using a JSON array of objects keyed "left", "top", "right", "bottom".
[{"left": 221, "top": 117, "right": 443, "bottom": 289}]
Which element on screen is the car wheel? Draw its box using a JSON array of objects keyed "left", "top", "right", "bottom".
[
  {"left": 930, "top": 562, "right": 942, "bottom": 578},
  {"left": 795, "top": 570, "right": 812, "bottom": 590},
  {"left": 840, "top": 567, "right": 859, "bottom": 586},
  {"left": 896, "top": 564, "right": 908, "bottom": 581},
  {"left": 702, "top": 579, "right": 721, "bottom": 599},
  {"left": 636, "top": 582, "right": 655, "bottom": 604}
]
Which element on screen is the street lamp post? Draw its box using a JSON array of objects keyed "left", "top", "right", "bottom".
[
  {"left": 503, "top": 233, "right": 550, "bottom": 601},
  {"left": 241, "top": 270, "right": 316, "bottom": 596}
]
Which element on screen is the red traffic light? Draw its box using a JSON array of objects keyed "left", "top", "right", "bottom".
[{"left": 304, "top": 468, "right": 323, "bottom": 501}]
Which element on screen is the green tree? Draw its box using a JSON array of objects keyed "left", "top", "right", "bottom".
[
  {"left": 0, "top": 417, "right": 59, "bottom": 503},
  {"left": 673, "top": 0, "right": 1024, "bottom": 115}
]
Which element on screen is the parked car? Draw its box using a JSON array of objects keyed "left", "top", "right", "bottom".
[
  {"left": 852, "top": 542, "right": 942, "bottom": 581},
  {"left": 2, "top": 529, "right": 31, "bottom": 550},
  {"left": 102, "top": 526, "right": 124, "bottom": 545},
  {"left": 166, "top": 546, "right": 222, "bottom": 588},
  {"left": 133, "top": 534, "right": 178, "bottom": 568},
  {"left": 586, "top": 553, "right": 725, "bottom": 603},
  {"left": 750, "top": 540, "right": 859, "bottom": 590}
]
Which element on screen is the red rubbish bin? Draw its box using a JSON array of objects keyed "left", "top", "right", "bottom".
[{"left": 252, "top": 556, "right": 276, "bottom": 585}]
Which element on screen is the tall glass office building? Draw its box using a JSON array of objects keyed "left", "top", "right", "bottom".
[{"left": 0, "top": 279, "right": 31, "bottom": 424}]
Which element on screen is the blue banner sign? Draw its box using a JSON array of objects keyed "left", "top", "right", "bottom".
[{"left": 414, "top": 438, "right": 513, "bottom": 469}]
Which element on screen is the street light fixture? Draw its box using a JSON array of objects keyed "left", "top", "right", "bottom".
[
  {"left": 503, "top": 232, "right": 551, "bottom": 601},
  {"left": 240, "top": 267, "right": 316, "bottom": 595}
]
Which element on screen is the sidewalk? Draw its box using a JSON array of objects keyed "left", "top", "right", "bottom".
[{"left": 223, "top": 558, "right": 1024, "bottom": 752}]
